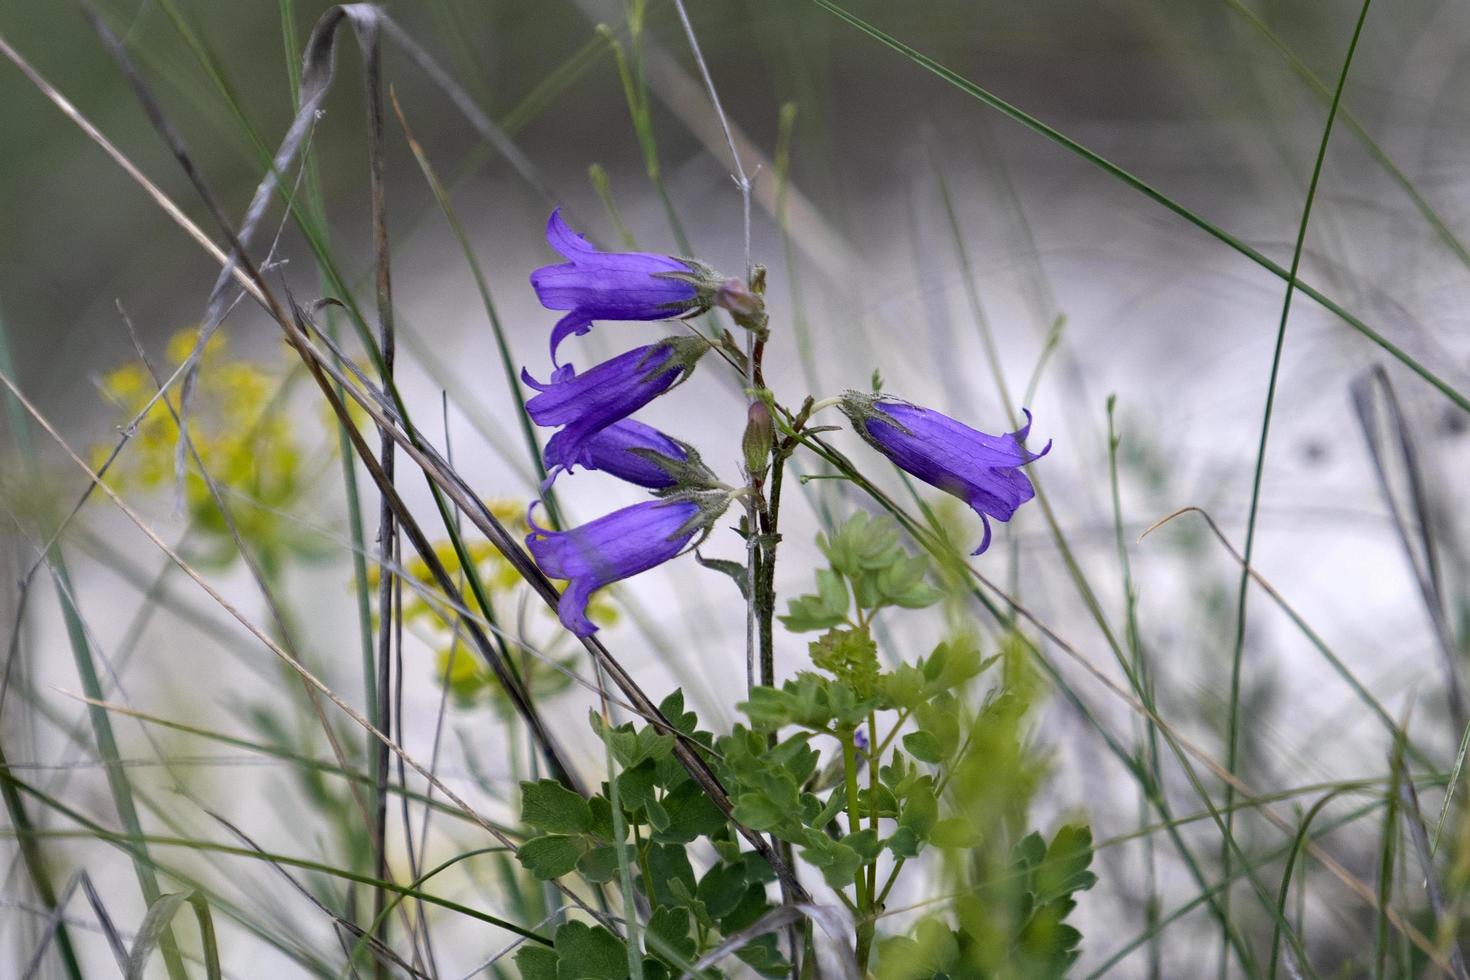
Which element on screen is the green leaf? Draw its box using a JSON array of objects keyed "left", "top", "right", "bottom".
[
  {"left": 576, "top": 845, "right": 622, "bottom": 884},
  {"left": 552, "top": 921, "right": 626, "bottom": 979},
  {"left": 819, "top": 512, "right": 902, "bottom": 579},
  {"left": 930, "top": 818, "right": 980, "bottom": 849},
  {"left": 646, "top": 906, "right": 696, "bottom": 963},
  {"left": 516, "top": 835, "right": 586, "bottom": 880},
  {"left": 645, "top": 795, "right": 671, "bottom": 833},
  {"left": 616, "top": 762, "right": 658, "bottom": 816},
  {"left": 739, "top": 686, "right": 794, "bottom": 729},
  {"left": 658, "top": 689, "right": 699, "bottom": 736},
  {"left": 588, "top": 795, "right": 617, "bottom": 841},
  {"left": 843, "top": 828, "right": 882, "bottom": 861},
  {"left": 1035, "top": 824, "right": 1097, "bottom": 904},
  {"left": 521, "top": 780, "right": 592, "bottom": 835},
  {"left": 808, "top": 627, "right": 879, "bottom": 697},
  {"left": 644, "top": 843, "right": 697, "bottom": 908},
  {"left": 718, "top": 882, "right": 774, "bottom": 934},
  {"left": 903, "top": 730, "right": 944, "bottom": 764},
  {"left": 800, "top": 830, "right": 866, "bottom": 889},
  {"left": 875, "top": 918, "right": 960, "bottom": 979},
  {"left": 900, "top": 784, "right": 938, "bottom": 839},
  {"left": 730, "top": 790, "right": 788, "bottom": 832},
  {"left": 694, "top": 552, "right": 750, "bottom": 600},
  {"left": 696, "top": 862, "right": 749, "bottom": 919},
  {"left": 515, "top": 945, "right": 560, "bottom": 980},
  {"left": 886, "top": 826, "right": 922, "bottom": 858},
  {"left": 779, "top": 568, "right": 850, "bottom": 631},
  {"left": 915, "top": 696, "right": 961, "bottom": 758},
  {"left": 655, "top": 780, "right": 727, "bottom": 843}
]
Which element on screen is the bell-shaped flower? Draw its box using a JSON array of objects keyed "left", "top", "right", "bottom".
[
  {"left": 526, "top": 492, "right": 729, "bottom": 636},
  {"left": 841, "top": 393, "right": 1050, "bottom": 555},
  {"left": 543, "top": 418, "right": 711, "bottom": 491},
  {"left": 531, "top": 209, "right": 710, "bottom": 363},
  {"left": 522, "top": 337, "right": 707, "bottom": 469}
]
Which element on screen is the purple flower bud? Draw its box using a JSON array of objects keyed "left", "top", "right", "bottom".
[
  {"left": 841, "top": 393, "right": 1050, "bottom": 556},
  {"left": 526, "top": 495, "right": 724, "bottom": 636},
  {"left": 853, "top": 727, "right": 870, "bottom": 753},
  {"left": 714, "top": 277, "right": 763, "bottom": 319},
  {"left": 522, "top": 338, "right": 706, "bottom": 470},
  {"left": 531, "top": 209, "right": 707, "bottom": 364},
  {"left": 544, "top": 418, "right": 690, "bottom": 490}
]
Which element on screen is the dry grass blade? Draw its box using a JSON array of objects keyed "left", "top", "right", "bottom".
[
  {"left": 1351, "top": 366, "right": 1466, "bottom": 733},
  {"left": 6, "top": 2, "right": 807, "bottom": 901},
  {"left": 0, "top": 370, "right": 504, "bottom": 857},
  {"left": 1131, "top": 507, "right": 1451, "bottom": 968},
  {"left": 81, "top": 2, "right": 586, "bottom": 797},
  {"left": 204, "top": 810, "right": 425, "bottom": 978},
  {"left": 1397, "top": 764, "right": 1469, "bottom": 977}
]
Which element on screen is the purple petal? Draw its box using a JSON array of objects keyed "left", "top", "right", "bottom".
[
  {"left": 545, "top": 208, "right": 597, "bottom": 259},
  {"left": 548, "top": 311, "right": 593, "bottom": 364}
]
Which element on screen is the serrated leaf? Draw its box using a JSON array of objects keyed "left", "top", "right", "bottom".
[
  {"left": 516, "top": 835, "right": 585, "bottom": 880},
  {"left": 730, "top": 790, "right": 787, "bottom": 832},
  {"left": 696, "top": 862, "right": 749, "bottom": 919},
  {"left": 900, "top": 784, "right": 938, "bottom": 839},
  {"left": 800, "top": 830, "right": 865, "bottom": 889},
  {"left": 658, "top": 689, "right": 699, "bottom": 736},
  {"left": 576, "top": 845, "right": 621, "bottom": 883},
  {"left": 886, "top": 826, "right": 922, "bottom": 858},
  {"left": 616, "top": 761, "right": 658, "bottom": 816},
  {"left": 552, "top": 921, "right": 626, "bottom": 979},
  {"left": 779, "top": 567, "right": 852, "bottom": 632},
  {"left": 646, "top": 906, "right": 696, "bottom": 963},
  {"left": 1036, "top": 824, "right": 1096, "bottom": 903},
  {"left": 739, "top": 686, "right": 794, "bottom": 729},
  {"left": 520, "top": 780, "right": 593, "bottom": 835},
  {"left": 655, "top": 779, "right": 727, "bottom": 843},
  {"left": 515, "top": 945, "right": 560, "bottom": 980},
  {"left": 587, "top": 795, "right": 617, "bottom": 841},
  {"left": 645, "top": 843, "right": 696, "bottom": 908},
  {"left": 646, "top": 795, "right": 671, "bottom": 832}
]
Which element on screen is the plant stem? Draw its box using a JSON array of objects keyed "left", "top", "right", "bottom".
[{"left": 842, "top": 731, "right": 874, "bottom": 968}]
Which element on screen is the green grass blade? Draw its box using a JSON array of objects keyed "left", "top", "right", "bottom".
[
  {"left": 1222, "top": 6, "right": 1374, "bottom": 970},
  {"left": 806, "top": 0, "right": 1470, "bottom": 414}
]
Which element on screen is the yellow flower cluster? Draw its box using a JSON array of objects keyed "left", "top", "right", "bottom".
[
  {"left": 373, "top": 500, "right": 617, "bottom": 712},
  {"left": 95, "top": 328, "right": 306, "bottom": 569}
]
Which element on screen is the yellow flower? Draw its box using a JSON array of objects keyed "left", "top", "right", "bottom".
[{"left": 93, "top": 328, "right": 306, "bottom": 569}]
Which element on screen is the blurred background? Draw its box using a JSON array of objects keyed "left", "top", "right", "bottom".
[{"left": 3, "top": 0, "right": 1470, "bottom": 975}]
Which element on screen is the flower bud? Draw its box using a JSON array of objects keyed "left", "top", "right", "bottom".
[
  {"left": 715, "top": 277, "right": 764, "bottom": 319},
  {"left": 742, "top": 399, "right": 775, "bottom": 480}
]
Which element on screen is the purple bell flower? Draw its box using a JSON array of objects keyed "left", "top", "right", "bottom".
[
  {"left": 531, "top": 209, "right": 707, "bottom": 364},
  {"left": 543, "top": 418, "right": 691, "bottom": 490},
  {"left": 841, "top": 393, "right": 1050, "bottom": 556},
  {"left": 527, "top": 496, "right": 720, "bottom": 636},
  {"left": 522, "top": 338, "right": 706, "bottom": 469}
]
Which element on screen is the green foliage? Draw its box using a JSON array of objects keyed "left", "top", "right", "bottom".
[
  {"left": 875, "top": 825, "right": 1097, "bottom": 979},
  {"left": 780, "top": 514, "right": 940, "bottom": 632},
  {"left": 512, "top": 692, "right": 790, "bottom": 978},
  {"left": 508, "top": 522, "right": 1092, "bottom": 979}
]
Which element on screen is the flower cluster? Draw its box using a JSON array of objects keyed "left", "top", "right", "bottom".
[
  {"left": 94, "top": 328, "right": 309, "bottom": 569},
  {"left": 521, "top": 211, "right": 734, "bottom": 637},
  {"left": 520, "top": 209, "right": 1052, "bottom": 637}
]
